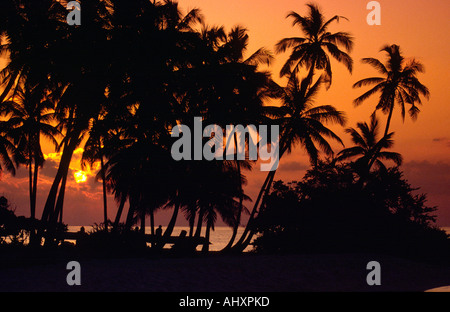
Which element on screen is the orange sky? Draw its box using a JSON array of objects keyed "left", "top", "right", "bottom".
[{"left": 1, "top": 0, "right": 449, "bottom": 227}]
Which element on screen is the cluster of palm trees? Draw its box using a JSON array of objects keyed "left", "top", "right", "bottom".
[{"left": 0, "top": 1, "right": 428, "bottom": 251}]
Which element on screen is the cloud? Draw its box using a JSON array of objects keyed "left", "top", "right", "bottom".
[
  {"left": 432, "top": 137, "right": 450, "bottom": 148},
  {"left": 277, "top": 160, "right": 309, "bottom": 172}
]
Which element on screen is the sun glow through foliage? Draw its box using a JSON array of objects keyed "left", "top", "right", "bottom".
[{"left": 74, "top": 170, "right": 87, "bottom": 183}]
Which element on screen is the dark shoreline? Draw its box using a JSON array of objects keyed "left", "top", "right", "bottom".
[{"left": 0, "top": 248, "right": 449, "bottom": 292}]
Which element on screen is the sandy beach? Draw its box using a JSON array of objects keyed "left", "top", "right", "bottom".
[{"left": 0, "top": 252, "right": 448, "bottom": 292}]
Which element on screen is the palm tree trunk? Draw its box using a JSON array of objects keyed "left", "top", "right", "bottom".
[
  {"left": 194, "top": 208, "right": 204, "bottom": 237},
  {"left": 53, "top": 168, "right": 68, "bottom": 224},
  {"left": 150, "top": 209, "right": 155, "bottom": 236},
  {"left": 229, "top": 170, "right": 274, "bottom": 252},
  {"left": 202, "top": 220, "right": 211, "bottom": 253},
  {"left": 100, "top": 154, "right": 108, "bottom": 229},
  {"left": 140, "top": 209, "right": 145, "bottom": 234},
  {"left": 231, "top": 143, "right": 287, "bottom": 252},
  {"left": 41, "top": 132, "right": 79, "bottom": 222},
  {"left": 28, "top": 153, "right": 34, "bottom": 219},
  {"left": 222, "top": 133, "right": 243, "bottom": 251},
  {"left": 113, "top": 196, "right": 126, "bottom": 230},
  {"left": 188, "top": 212, "right": 195, "bottom": 237},
  {"left": 29, "top": 150, "right": 40, "bottom": 245},
  {"left": 383, "top": 104, "right": 394, "bottom": 137},
  {"left": 232, "top": 169, "right": 276, "bottom": 252},
  {"left": 163, "top": 196, "right": 180, "bottom": 237},
  {"left": 304, "top": 60, "right": 316, "bottom": 88},
  {"left": 368, "top": 101, "right": 394, "bottom": 171},
  {"left": 125, "top": 199, "right": 135, "bottom": 230},
  {"left": 32, "top": 146, "right": 39, "bottom": 220}
]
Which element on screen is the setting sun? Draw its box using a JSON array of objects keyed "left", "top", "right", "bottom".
[{"left": 74, "top": 170, "right": 87, "bottom": 183}]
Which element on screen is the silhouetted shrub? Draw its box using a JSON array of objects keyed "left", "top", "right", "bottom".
[{"left": 253, "top": 162, "right": 449, "bottom": 259}]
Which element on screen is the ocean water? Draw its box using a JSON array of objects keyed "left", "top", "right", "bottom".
[{"left": 68, "top": 225, "right": 252, "bottom": 251}]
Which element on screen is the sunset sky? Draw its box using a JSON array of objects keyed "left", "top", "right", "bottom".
[{"left": 1, "top": 0, "right": 449, "bottom": 227}]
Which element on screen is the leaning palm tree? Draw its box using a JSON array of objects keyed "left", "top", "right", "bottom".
[
  {"left": 275, "top": 2, "right": 353, "bottom": 87},
  {"left": 336, "top": 114, "right": 402, "bottom": 176},
  {"left": 232, "top": 73, "right": 346, "bottom": 252},
  {"left": 186, "top": 159, "right": 247, "bottom": 252},
  {"left": 81, "top": 115, "right": 110, "bottom": 229},
  {"left": 213, "top": 25, "right": 275, "bottom": 251},
  {"left": 353, "top": 44, "right": 430, "bottom": 137}
]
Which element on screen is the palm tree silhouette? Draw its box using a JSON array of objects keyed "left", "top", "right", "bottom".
[
  {"left": 353, "top": 44, "right": 430, "bottom": 137},
  {"left": 0, "top": 124, "right": 19, "bottom": 177},
  {"left": 336, "top": 114, "right": 402, "bottom": 176},
  {"left": 39, "top": 0, "right": 114, "bottom": 230},
  {"left": 275, "top": 2, "right": 353, "bottom": 88},
  {"left": 81, "top": 114, "right": 111, "bottom": 229},
  {"left": 206, "top": 25, "right": 275, "bottom": 251},
  {"left": 232, "top": 73, "right": 346, "bottom": 252},
  {"left": 1, "top": 82, "right": 59, "bottom": 220}
]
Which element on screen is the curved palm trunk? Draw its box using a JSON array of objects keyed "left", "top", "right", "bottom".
[
  {"left": 41, "top": 131, "right": 80, "bottom": 222},
  {"left": 231, "top": 169, "right": 276, "bottom": 252},
  {"left": 164, "top": 199, "right": 179, "bottom": 237},
  {"left": 55, "top": 169, "right": 68, "bottom": 224},
  {"left": 194, "top": 207, "right": 204, "bottom": 237},
  {"left": 368, "top": 100, "right": 394, "bottom": 171},
  {"left": 43, "top": 169, "right": 68, "bottom": 246},
  {"left": 383, "top": 103, "right": 394, "bottom": 138},
  {"left": 230, "top": 169, "right": 273, "bottom": 251},
  {"left": 188, "top": 212, "right": 195, "bottom": 237},
  {"left": 113, "top": 196, "right": 126, "bottom": 230},
  {"left": 221, "top": 132, "right": 244, "bottom": 252},
  {"left": 158, "top": 195, "right": 180, "bottom": 249},
  {"left": 39, "top": 134, "right": 79, "bottom": 245},
  {"left": 125, "top": 199, "right": 136, "bottom": 230},
  {"left": 231, "top": 142, "right": 287, "bottom": 252}
]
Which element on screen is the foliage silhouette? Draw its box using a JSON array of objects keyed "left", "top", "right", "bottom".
[
  {"left": 275, "top": 2, "right": 353, "bottom": 87},
  {"left": 0, "top": 1, "right": 443, "bottom": 260},
  {"left": 336, "top": 113, "right": 402, "bottom": 177},
  {"left": 353, "top": 44, "right": 430, "bottom": 137},
  {"left": 253, "top": 162, "right": 448, "bottom": 259}
]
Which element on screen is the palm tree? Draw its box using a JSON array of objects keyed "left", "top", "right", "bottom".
[
  {"left": 0, "top": 82, "right": 59, "bottom": 220},
  {"left": 275, "top": 2, "right": 353, "bottom": 88},
  {"left": 206, "top": 25, "right": 275, "bottom": 251},
  {"left": 336, "top": 114, "right": 402, "bottom": 176},
  {"left": 199, "top": 161, "right": 248, "bottom": 253},
  {"left": 81, "top": 114, "right": 110, "bottom": 229},
  {"left": 177, "top": 158, "right": 247, "bottom": 252},
  {"left": 353, "top": 44, "right": 430, "bottom": 137},
  {"left": 232, "top": 73, "right": 346, "bottom": 252},
  {"left": 0, "top": 126, "right": 19, "bottom": 177},
  {"left": 40, "top": 0, "right": 114, "bottom": 229}
]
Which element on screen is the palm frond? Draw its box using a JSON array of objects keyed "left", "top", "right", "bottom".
[
  {"left": 378, "top": 151, "right": 403, "bottom": 165},
  {"left": 361, "top": 57, "right": 388, "bottom": 75},
  {"left": 275, "top": 37, "right": 307, "bottom": 54},
  {"left": 322, "top": 31, "right": 354, "bottom": 52},
  {"left": 244, "top": 47, "right": 274, "bottom": 67},
  {"left": 353, "top": 82, "right": 385, "bottom": 106},
  {"left": 353, "top": 77, "right": 385, "bottom": 88}
]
